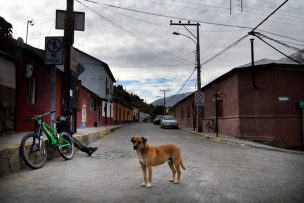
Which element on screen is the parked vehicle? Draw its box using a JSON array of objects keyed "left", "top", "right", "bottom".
[
  {"left": 153, "top": 115, "right": 163, "bottom": 125},
  {"left": 160, "top": 115, "right": 178, "bottom": 129}
]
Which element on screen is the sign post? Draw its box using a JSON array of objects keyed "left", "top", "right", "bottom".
[{"left": 45, "top": 36, "right": 64, "bottom": 128}]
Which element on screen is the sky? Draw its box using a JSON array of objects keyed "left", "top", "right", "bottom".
[{"left": 1, "top": 0, "right": 303, "bottom": 103}]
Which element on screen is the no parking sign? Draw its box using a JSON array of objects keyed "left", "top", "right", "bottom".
[
  {"left": 195, "top": 92, "right": 205, "bottom": 106},
  {"left": 45, "top": 36, "right": 63, "bottom": 65}
]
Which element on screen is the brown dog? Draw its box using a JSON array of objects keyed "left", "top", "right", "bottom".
[{"left": 131, "top": 136, "right": 185, "bottom": 188}]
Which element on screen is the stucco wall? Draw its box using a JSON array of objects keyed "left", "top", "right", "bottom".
[
  {"left": 0, "top": 55, "right": 16, "bottom": 134},
  {"left": 15, "top": 53, "right": 62, "bottom": 132},
  {"left": 203, "top": 73, "right": 240, "bottom": 136},
  {"left": 238, "top": 67, "right": 304, "bottom": 148}
]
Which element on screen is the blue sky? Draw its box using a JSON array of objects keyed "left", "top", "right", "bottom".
[{"left": 1, "top": 0, "right": 303, "bottom": 103}]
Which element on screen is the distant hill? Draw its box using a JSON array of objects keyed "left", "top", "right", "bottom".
[
  {"left": 113, "top": 85, "right": 154, "bottom": 116},
  {"left": 151, "top": 92, "right": 192, "bottom": 107}
]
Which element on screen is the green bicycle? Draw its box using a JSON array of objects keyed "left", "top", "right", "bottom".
[{"left": 20, "top": 111, "right": 75, "bottom": 169}]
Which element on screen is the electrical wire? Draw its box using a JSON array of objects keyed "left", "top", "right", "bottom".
[
  {"left": 76, "top": 0, "right": 194, "bottom": 65},
  {"left": 252, "top": 0, "right": 289, "bottom": 32},
  {"left": 81, "top": 0, "right": 253, "bottom": 29},
  {"left": 201, "top": 34, "right": 249, "bottom": 66},
  {"left": 257, "top": 29, "right": 304, "bottom": 44},
  {"left": 166, "top": 67, "right": 196, "bottom": 104},
  {"left": 253, "top": 33, "right": 303, "bottom": 66},
  {"left": 255, "top": 32, "right": 302, "bottom": 52}
]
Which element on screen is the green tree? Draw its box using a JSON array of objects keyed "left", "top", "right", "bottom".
[
  {"left": 0, "top": 16, "right": 13, "bottom": 38},
  {"left": 0, "top": 16, "right": 14, "bottom": 54}
]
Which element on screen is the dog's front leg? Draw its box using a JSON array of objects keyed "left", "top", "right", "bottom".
[
  {"left": 140, "top": 164, "right": 147, "bottom": 187},
  {"left": 146, "top": 165, "right": 152, "bottom": 188}
]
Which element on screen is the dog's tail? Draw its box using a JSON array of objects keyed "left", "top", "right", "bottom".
[{"left": 180, "top": 158, "right": 186, "bottom": 170}]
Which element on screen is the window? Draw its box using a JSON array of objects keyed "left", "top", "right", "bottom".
[
  {"left": 28, "top": 77, "right": 36, "bottom": 104},
  {"left": 90, "top": 95, "right": 96, "bottom": 111}
]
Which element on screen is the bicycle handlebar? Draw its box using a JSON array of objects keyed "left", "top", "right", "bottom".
[{"left": 33, "top": 111, "right": 56, "bottom": 120}]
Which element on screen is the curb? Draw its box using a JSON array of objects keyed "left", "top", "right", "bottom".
[
  {"left": 181, "top": 128, "right": 304, "bottom": 156},
  {"left": 0, "top": 125, "right": 122, "bottom": 177}
]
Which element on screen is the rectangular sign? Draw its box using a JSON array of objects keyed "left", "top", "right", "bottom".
[
  {"left": 45, "top": 37, "right": 64, "bottom": 65},
  {"left": 56, "top": 10, "right": 85, "bottom": 31},
  {"left": 195, "top": 92, "right": 205, "bottom": 106}
]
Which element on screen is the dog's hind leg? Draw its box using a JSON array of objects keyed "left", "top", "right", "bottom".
[
  {"left": 173, "top": 161, "right": 181, "bottom": 184},
  {"left": 168, "top": 161, "right": 176, "bottom": 183}
]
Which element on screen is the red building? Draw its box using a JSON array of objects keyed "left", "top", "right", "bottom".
[
  {"left": 173, "top": 58, "right": 304, "bottom": 149},
  {"left": 0, "top": 39, "right": 117, "bottom": 134},
  {"left": 15, "top": 46, "right": 64, "bottom": 132}
]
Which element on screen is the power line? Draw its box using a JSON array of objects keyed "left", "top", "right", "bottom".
[
  {"left": 82, "top": 0, "right": 253, "bottom": 29},
  {"left": 76, "top": 0, "right": 194, "bottom": 65},
  {"left": 251, "top": 0, "right": 289, "bottom": 32},
  {"left": 166, "top": 67, "right": 196, "bottom": 104},
  {"left": 255, "top": 32, "right": 302, "bottom": 52},
  {"left": 257, "top": 29, "right": 304, "bottom": 44},
  {"left": 247, "top": 0, "right": 303, "bottom": 66},
  {"left": 201, "top": 34, "right": 249, "bottom": 66},
  {"left": 253, "top": 33, "right": 303, "bottom": 66}
]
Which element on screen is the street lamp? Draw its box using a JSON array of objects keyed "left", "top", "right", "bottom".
[
  {"left": 173, "top": 32, "right": 197, "bottom": 45},
  {"left": 172, "top": 23, "right": 202, "bottom": 132},
  {"left": 26, "top": 20, "right": 34, "bottom": 44}
]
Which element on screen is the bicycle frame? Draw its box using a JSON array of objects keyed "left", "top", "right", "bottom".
[
  {"left": 41, "top": 121, "right": 58, "bottom": 146},
  {"left": 33, "top": 112, "right": 70, "bottom": 148}
]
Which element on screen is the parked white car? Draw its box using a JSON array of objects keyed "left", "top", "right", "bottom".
[{"left": 160, "top": 115, "right": 178, "bottom": 129}]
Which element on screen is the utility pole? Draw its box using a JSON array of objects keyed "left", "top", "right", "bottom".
[
  {"left": 250, "top": 38, "right": 257, "bottom": 89},
  {"left": 160, "top": 89, "right": 169, "bottom": 115},
  {"left": 170, "top": 20, "right": 203, "bottom": 132},
  {"left": 63, "top": 0, "right": 74, "bottom": 112}
]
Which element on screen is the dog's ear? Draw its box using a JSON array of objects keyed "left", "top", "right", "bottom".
[
  {"left": 142, "top": 137, "right": 147, "bottom": 144},
  {"left": 130, "top": 137, "right": 135, "bottom": 143}
]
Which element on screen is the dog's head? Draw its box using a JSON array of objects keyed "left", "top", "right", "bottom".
[{"left": 130, "top": 136, "right": 147, "bottom": 150}]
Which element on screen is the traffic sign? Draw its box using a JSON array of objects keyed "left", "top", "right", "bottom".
[
  {"left": 195, "top": 92, "right": 205, "bottom": 106},
  {"left": 45, "top": 37, "right": 63, "bottom": 65}
]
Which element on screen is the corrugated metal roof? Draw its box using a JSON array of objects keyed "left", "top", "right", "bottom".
[{"left": 151, "top": 92, "right": 192, "bottom": 107}]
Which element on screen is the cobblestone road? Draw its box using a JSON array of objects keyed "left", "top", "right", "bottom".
[{"left": 0, "top": 123, "right": 304, "bottom": 203}]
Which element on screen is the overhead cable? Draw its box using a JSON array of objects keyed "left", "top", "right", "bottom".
[
  {"left": 81, "top": 0, "right": 253, "bottom": 29},
  {"left": 76, "top": 0, "right": 194, "bottom": 65},
  {"left": 253, "top": 33, "right": 303, "bottom": 66}
]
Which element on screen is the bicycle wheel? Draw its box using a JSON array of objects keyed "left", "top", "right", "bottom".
[
  {"left": 58, "top": 132, "right": 75, "bottom": 160},
  {"left": 20, "top": 133, "right": 47, "bottom": 169}
]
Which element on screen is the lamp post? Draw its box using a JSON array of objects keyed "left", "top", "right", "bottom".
[
  {"left": 172, "top": 22, "right": 202, "bottom": 132},
  {"left": 26, "top": 20, "right": 34, "bottom": 44}
]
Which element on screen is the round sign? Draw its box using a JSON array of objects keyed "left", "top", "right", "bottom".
[{"left": 47, "top": 38, "right": 62, "bottom": 53}]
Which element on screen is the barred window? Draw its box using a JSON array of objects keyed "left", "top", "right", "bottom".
[{"left": 28, "top": 77, "right": 36, "bottom": 104}]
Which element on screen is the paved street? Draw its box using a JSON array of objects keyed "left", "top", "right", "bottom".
[{"left": 0, "top": 123, "right": 304, "bottom": 203}]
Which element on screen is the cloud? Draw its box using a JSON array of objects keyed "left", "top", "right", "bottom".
[{"left": 1, "top": 0, "right": 303, "bottom": 104}]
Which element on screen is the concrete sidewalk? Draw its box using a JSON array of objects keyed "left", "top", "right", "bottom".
[
  {"left": 180, "top": 127, "right": 304, "bottom": 156},
  {"left": 0, "top": 125, "right": 123, "bottom": 177}
]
